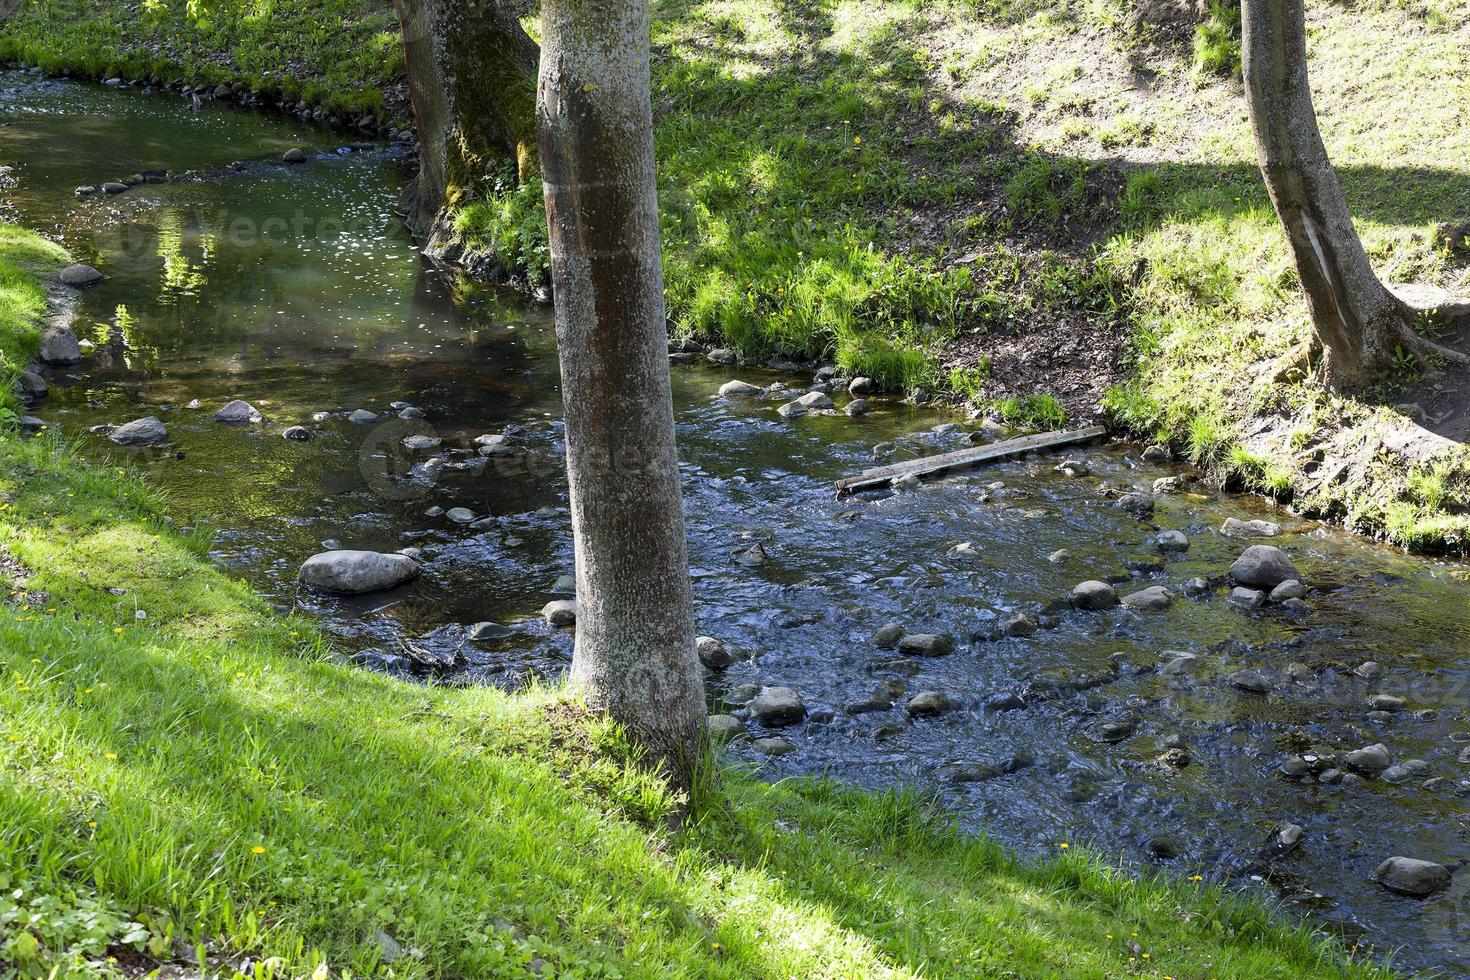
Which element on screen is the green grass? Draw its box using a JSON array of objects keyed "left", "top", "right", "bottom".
[
  {"left": 0, "top": 225, "right": 1393, "bottom": 978},
  {"left": 0, "top": 225, "right": 68, "bottom": 416},
  {"left": 0, "top": 0, "right": 402, "bottom": 119}
]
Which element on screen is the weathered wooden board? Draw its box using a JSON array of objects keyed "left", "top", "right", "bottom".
[{"left": 835, "top": 425, "right": 1107, "bottom": 495}]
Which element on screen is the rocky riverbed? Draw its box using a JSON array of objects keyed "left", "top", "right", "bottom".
[{"left": 5, "top": 68, "right": 1469, "bottom": 975}]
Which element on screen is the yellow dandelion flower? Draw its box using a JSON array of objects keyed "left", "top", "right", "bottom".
[
  {"left": 105, "top": 752, "right": 118, "bottom": 760},
  {"left": 251, "top": 845, "right": 266, "bottom": 854}
]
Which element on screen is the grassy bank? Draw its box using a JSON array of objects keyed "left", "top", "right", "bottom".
[
  {"left": 0, "top": 224, "right": 68, "bottom": 414},
  {"left": 0, "top": 0, "right": 402, "bottom": 119},
  {"left": 0, "top": 224, "right": 1390, "bottom": 977}
]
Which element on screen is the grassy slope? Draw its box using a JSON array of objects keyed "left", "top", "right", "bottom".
[
  {"left": 0, "top": 225, "right": 68, "bottom": 414},
  {"left": 0, "top": 224, "right": 1388, "bottom": 977},
  {"left": 0, "top": 0, "right": 401, "bottom": 118}
]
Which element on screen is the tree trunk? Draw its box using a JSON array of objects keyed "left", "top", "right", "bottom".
[
  {"left": 537, "top": 0, "right": 705, "bottom": 789},
  {"left": 392, "top": 0, "right": 539, "bottom": 250},
  {"left": 1239, "top": 0, "right": 1450, "bottom": 387}
]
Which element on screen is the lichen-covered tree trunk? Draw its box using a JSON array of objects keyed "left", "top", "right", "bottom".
[
  {"left": 538, "top": 0, "right": 705, "bottom": 791},
  {"left": 392, "top": 0, "right": 538, "bottom": 251},
  {"left": 1240, "top": 0, "right": 1468, "bottom": 387}
]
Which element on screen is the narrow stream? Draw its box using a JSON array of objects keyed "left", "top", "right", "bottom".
[{"left": 4, "top": 71, "right": 1468, "bottom": 974}]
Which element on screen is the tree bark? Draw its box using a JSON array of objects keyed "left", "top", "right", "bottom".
[
  {"left": 392, "top": 0, "right": 539, "bottom": 249},
  {"left": 1240, "top": 0, "right": 1463, "bottom": 386},
  {"left": 537, "top": 0, "right": 705, "bottom": 789}
]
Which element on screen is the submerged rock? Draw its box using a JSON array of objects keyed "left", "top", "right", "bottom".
[
  {"left": 897, "top": 633, "right": 954, "bottom": 656},
  {"left": 907, "top": 690, "right": 961, "bottom": 717},
  {"left": 752, "top": 736, "right": 797, "bottom": 756},
  {"left": 282, "top": 147, "right": 308, "bottom": 163},
  {"left": 1122, "top": 586, "right": 1172, "bottom": 611},
  {"left": 871, "top": 622, "right": 904, "bottom": 648},
  {"left": 109, "top": 416, "right": 167, "bottom": 445},
  {"left": 735, "top": 542, "right": 768, "bottom": 566},
  {"left": 59, "top": 263, "right": 103, "bottom": 287},
  {"left": 1228, "top": 669, "right": 1272, "bottom": 693},
  {"left": 299, "top": 550, "right": 419, "bottom": 594},
  {"left": 1373, "top": 857, "right": 1450, "bottom": 897},
  {"left": 1155, "top": 529, "right": 1190, "bottom": 552}
]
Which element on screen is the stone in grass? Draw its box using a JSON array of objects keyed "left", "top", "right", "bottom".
[
  {"left": 1071, "top": 580, "right": 1118, "bottom": 611},
  {"left": 109, "top": 416, "right": 167, "bottom": 445},
  {"left": 348, "top": 409, "right": 379, "bottom": 424},
  {"left": 707, "top": 714, "right": 745, "bottom": 741},
  {"left": 897, "top": 633, "right": 954, "bottom": 657},
  {"left": 299, "top": 550, "right": 419, "bottom": 594},
  {"left": 282, "top": 426, "right": 312, "bottom": 441},
  {"left": 1373, "top": 857, "right": 1451, "bottom": 897},
  {"left": 748, "top": 687, "right": 806, "bottom": 726},
  {"left": 541, "top": 599, "right": 577, "bottom": 626}
]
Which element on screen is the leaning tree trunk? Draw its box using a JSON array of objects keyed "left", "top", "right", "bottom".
[
  {"left": 392, "top": 0, "right": 539, "bottom": 250},
  {"left": 1240, "top": 0, "right": 1466, "bottom": 386},
  {"left": 538, "top": 0, "right": 705, "bottom": 789}
]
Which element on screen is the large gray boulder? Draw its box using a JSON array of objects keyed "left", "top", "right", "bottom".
[
  {"left": 59, "top": 263, "right": 103, "bottom": 287},
  {"left": 299, "top": 550, "right": 420, "bottom": 594},
  {"left": 1229, "top": 545, "right": 1300, "bottom": 590},
  {"left": 1373, "top": 857, "right": 1450, "bottom": 897},
  {"left": 109, "top": 416, "right": 167, "bottom": 445},
  {"left": 39, "top": 327, "right": 81, "bottom": 365}
]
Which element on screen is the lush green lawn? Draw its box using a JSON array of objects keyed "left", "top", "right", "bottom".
[
  {"left": 0, "top": 223, "right": 1391, "bottom": 977},
  {"left": 0, "top": 224, "right": 68, "bottom": 415}
]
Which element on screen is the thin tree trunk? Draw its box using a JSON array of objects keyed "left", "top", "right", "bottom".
[
  {"left": 1240, "top": 1, "right": 1462, "bottom": 386},
  {"left": 537, "top": 0, "right": 705, "bottom": 790},
  {"left": 392, "top": 0, "right": 539, "bottom": 249}
]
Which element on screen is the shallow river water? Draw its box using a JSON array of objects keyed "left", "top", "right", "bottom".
[{"left": 4, "top": 71, "right": 1469, "bottom": 974}]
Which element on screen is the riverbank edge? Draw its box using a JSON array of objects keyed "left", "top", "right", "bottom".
[{"left": 0, "top": 223, "right": 1395, "bottom": 978}]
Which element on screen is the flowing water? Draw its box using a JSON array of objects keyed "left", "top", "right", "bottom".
[{"left": 4, "top": 71, "right": 1469, "bottom": 974}]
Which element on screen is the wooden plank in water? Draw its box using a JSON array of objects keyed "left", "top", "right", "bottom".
[{"left": 835, "top": 425, "right": 1107, "bottom": 495}]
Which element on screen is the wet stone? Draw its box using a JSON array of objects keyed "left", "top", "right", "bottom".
[
  {"left": 1155, "top": 529, "right": 1189, "bottom": 553},
  {"left": 1221, "top": 517, "right": 1282, "bottom": 539},
  {"left": 906, "top": 690, "right": 961, "bottom": 717},
  {"left": 897, "top": 633, "right": 954, "bottom": 656},
  {"left": 282, "top": 425, "right": 311, "bottom": 441},
  {"left": 214, "top": 399, "right": 263, "bottom": 423},
  {"left": 541, "top": 599, "right": 577, "bottom": 626},
  {"left": 1269, "top": 579, "right": 1305, "bottom": 602},
  {"left": 1374, "top": 857, "right": 1450, "bottom": 897},
  {"left": 1003, "top": 613, "right": 1038, "bottom": 637},
  {"left": 871, "top": 622, "right": 903, "bottom": 649},
  {"left": 1346, "top": 743, "right": 1394, "bottom": 773},
  {"left": 1228, "top": 587, "right": 1265, "bottom": 610},
  {"left": 1368, "top": 694, "right": 1406, "bottom": 712},
  {"left": 1228, "top": 669, "right": 1271, "bottom": 694},
  {"left": 707, "top": 714, "right": 744, "bottom": 741},
  {"left": 109, "top": 416, "right": 167, "bottom": 445},
  {"left": 1229, "top": 545, "right": 1300, "bottom": 590},
  {"left": 752, "top": 736, "right": 797, "bottom": 757},
  {"left": 1071, "top": 580, "right": 1118, "bottom": 611},
  {"left": 719, "top": 379, "right": 763, "bottom": 398},
  {"left": 1160, "top": 651, "right": 1198, "bottom": 675},
  {"left": 1048, "top": 549, "right": 1071, "bottom": 565},
  {"left": 748, "top": 687, "right": 806, "bottom": 726},
  {"left": 696, "top": 636, "right": 736, "bottom": 671},
  {"left": 1114, "top": 492, "right": 1155, "bottom": 516},
  {"left": 1090, "top": 716, "right": 1137, "bottom": 743},
  {"left": 947, "top": 751, "right": 1032, "bottom": 783},
  {"left": 1122, "top": 586, "right": 1172, "bottom": 611}
]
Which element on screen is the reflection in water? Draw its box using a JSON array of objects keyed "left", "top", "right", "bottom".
[{"left": 5, "top": 71, "right": 1470, "bottom": 976}]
